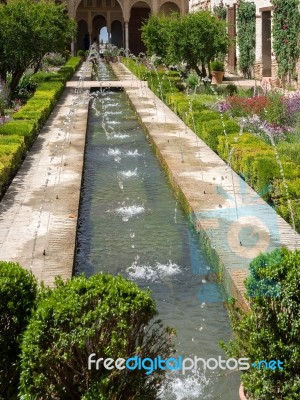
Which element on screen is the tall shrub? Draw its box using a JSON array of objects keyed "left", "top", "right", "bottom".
[
  {"left": 141, "top": 14, "right": 172, "bottom": 61},
  {"left": 0, "top": 262, "right": 37, "bottom": 400},
  {"left": 141, "top": 11, "right": 228, "bottom": 76},
  {"left": 19, "top": 273, "right": 173, "bottom": 399},
  {"left": 272, "top": 0, "right": 300, "bottom": 84},
  {"left": 221, "top": 248, "right": 300, "bottom": 399},
  {"left": 237, "top": 1, "right": 256, "bottom": 78}
]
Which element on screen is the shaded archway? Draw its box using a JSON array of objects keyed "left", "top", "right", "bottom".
[
  {"left": 111, "top": 20, "right": 123, "bottom": 48},
  {"left": 100, "top": 26, "right": 109, "bottom": 44},
  {"left": 92, "top": 15, "right": 106, "bottom": 43},
  {"left": 129, "top": 1, "right": 151, "bottom": 55},
  {"left": 227, "top": 5, "right": 236, "bottom": 74},
  {"left": 262, "top": 10, "right": 272, "bottom": 77},
  {"left": 159, "top": 1, "right": 180, "bottom": 15},
  {"left": 77, "top": 19, "right": 89, "bottom": 52}
]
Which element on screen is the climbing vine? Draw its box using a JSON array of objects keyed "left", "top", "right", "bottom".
[
  {"left": 272, "top": 0, "right": 300, "bottom": 84},
  {"left": 213, "top": 0, "right": 227, "bottom": 20},
  {"left": 236, "top": 1, "right": 256, "bottom": 78}
]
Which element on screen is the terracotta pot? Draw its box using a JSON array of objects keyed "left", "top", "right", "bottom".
[
  {"left": 239, "top": 384, "right": 248, "bottom": 400},
  {"left": 211, "top": 70, "right": 224, "bottom": 84}
]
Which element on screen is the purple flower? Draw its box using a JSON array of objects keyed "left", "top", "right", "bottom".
[
  {"left": 0, "top": 115, "right": 11, "bottom": 125},
  {"left": 284, "top": 92, "right": 300, "bottom": 123},
  {"left": 217, "top": 100, "right": 230, "bottom": 113}
]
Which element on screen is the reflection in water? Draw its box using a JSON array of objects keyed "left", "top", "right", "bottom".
[{"left": 76, "top": 89, "right": 240, "bottom": 399}]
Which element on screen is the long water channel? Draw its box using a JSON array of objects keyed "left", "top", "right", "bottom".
[{"left": 75, "top": 63, "right": 240, "bottom": 399}]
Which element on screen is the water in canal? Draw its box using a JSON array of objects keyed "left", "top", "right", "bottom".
[{"left": 75, "top": 65, "right": 240, "bottom": 399}]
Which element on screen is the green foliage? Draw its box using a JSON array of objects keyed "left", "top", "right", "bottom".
[
  {"left": 0, "top": 262, "right": 37, "bottom": 399},
  {"left": 210, "top": 59, "right": 224, "bottom": 72},
  {"left": 272, "top": 0, "right": 300, "bottom": 83},
  {"left": 57, "top": 57, "right": 81, "bottom": 81},
  {"left": 265, "top": 92, "right": 287, "bottom": 126},
  {"left": 213, "top": 2, "right": 227, "bottom": 20},
  {"left": 122, "top": 58, "right": 148, "bottom": 80},
  {"left": 202, "top": 119, "right": 239, "bottom": 152},
  {"left": 175, "top": 81, "right": 185, "bottom": 92},
  {"left": 0, "top": 96, "right": 7, "bottom": 116},
  {"left": 141, "top": 11, "right": 228, "bottom": 76},
  {"left": 225, "top": 83, "right": 238, "bottom": 96},
  {"left": 0, "top": 120, "right": 37, "bottom": 144},
  {"left": 30, "top": 71, "right": 62, "bottom": 84},
  {"left": 170, "top": 11, "right": 228, "bottom": 75},
  {"left": 42, "top": 52, "right": 66, "bottom": 67},
  {"left": 13, "top": 99, "right": 52, "bottom": 128},
  {"left": 277, "top": 142, "right": 300, "bottom": 165},
  {"left": 186, "top": 73, "right": 199, "bottom": 89},
  {"left": 122, "top": 62, "right": 180, "bottom": 100},
  {"left": 15, "top": 72, "right": 37, "bottom": 101},
  {"left": 217, "top": 133, "right": 280, "bottom": 199},
  {"left": 237, "top": 1, "right": 256, "bottom": 78},
  {"left": 141, "top": 14, "right": 172, "bottom": 60},
  {"left": 0, "top": 0, "right": 76, "bottom": 96},
  {"left": 274, "top": 197, "right": 300, "bottom": 232},
  {"left": 77, "top": 49, "right": 85, "bottom": 57},
  {"left": 0, "top": 135, "right": 27, "bottom": 189},
  {"left": 19, "top": 273, "right": 173, "bottom": 399},
  {"left": 222, "top": 248, "right": 300, "bottom": 399}
]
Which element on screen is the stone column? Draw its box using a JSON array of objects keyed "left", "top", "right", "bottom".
[
  {"left": 254, "top": 12, "right": 262, "bottom": 79},
  {"left": 124, "top": 20, "right": 129, "bottom": 55},
  {"left": 107, "top": 13, "right": 111, "bottom": 44},
  {"left": 71, "top": 39, "right": 75, "bottom": 56},
  {"left": 88, "top": 12, "right": 92, "bottom": 48}
]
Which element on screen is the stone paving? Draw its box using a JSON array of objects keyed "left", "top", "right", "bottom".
[{"left": 0, "top": 67, "right": 90, "bottom": 286}]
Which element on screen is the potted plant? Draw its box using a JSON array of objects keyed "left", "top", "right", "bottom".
[
  {"left": 210, "top": 59, "right": 224, "bottom": 84},
  {"left": 239, "top": 384, "right": 248, "bottom": 400},
  {"left": 77, "top": 49, "right": 85, "bottom": 61}
]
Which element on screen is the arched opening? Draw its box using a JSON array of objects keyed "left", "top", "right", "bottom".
[
  {"left": 129, "top": 1, "right": 151, "bottom": 55},
  {"left": 159, "top": 1, "right": 180, "bottom": 15},
  {"left": 111, "top": 20, "right": 123, "bottom": 48},
  {"left": 100, "top": 26, "right": 109, "bottom": 44},
  {"left": 92, "top": 15, "right": 106, "bottom": 44},
  {"left": 77, "top": 19, "right": 89, "bottom": 52}
]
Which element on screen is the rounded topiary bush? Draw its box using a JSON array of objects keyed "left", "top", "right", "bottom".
[
  {"left": 19, "top": 273, "right": 173, "bottom": 400},
  {"left": 77, "top": 49, "right": 85, "bottom": 58},
  {"left": 0, "top": 261, "right": 37, "bottom": 400}
]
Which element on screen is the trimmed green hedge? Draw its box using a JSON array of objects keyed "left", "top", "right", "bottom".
[
  {"left": 123, "top": 59, "right": 300, "bottom": 232},
  {"left": 0, "top": 120, "right": 37, "bottom": 146},
  {"left": 0, "top": 261, "right": 37, "bottom": 399},
  {"left": 0, "top": 56, "right": 81, "bottom": 196},
  {"left": 19, "top": 273, "right": 172, "bottom": 399}
]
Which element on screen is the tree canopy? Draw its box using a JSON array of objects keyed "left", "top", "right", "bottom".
[
  {"left": 0, "top": 0, "right": 76, "bottom": 96},
  {"left": 141, "top": 11, "right": 228, "bottom": 76},
  {"left": 141, "top": 14, "right": 174, "bottom": 62}
]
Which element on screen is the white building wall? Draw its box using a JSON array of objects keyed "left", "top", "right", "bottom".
[{"left": 190, "top": 0, "right": 276, "bottom": 80}]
